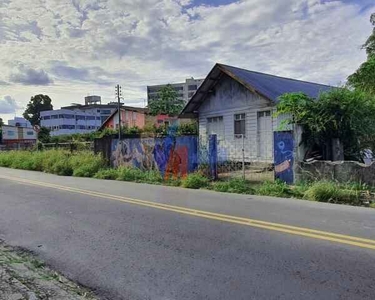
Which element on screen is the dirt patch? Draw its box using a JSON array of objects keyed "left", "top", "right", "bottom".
[{"left": 0, "top": 240, "right": 97, "bottom": 300}]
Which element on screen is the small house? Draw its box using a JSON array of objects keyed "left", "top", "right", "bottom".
[{"left": 180, "top": 63, "right": 331, "bottom": 163}]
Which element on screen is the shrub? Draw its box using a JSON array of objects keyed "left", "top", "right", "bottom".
[
  {"left": 94, "top": 169, "right": 120, "bottom": 180},
  {"left": 116, "top": 167, "right": 147, "bottom": 182},
  {"left": 256, "top": 180, "right": 292, "bottom": 197},
  {"left": 211, "top": 178, "right": 254, "bottom": 194},
  {"left": 304, "top": 181, "right": 361, "bottom": 205},
  {"left": 70, "top": 152, "right": 106, "bottom": 177},
  {"left": 181, "top": 173, "right": 209, "bottom": 189}
]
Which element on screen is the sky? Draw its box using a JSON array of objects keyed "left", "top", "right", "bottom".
[{"left": 0, "top": 0, "right": 374, "bottom": 122}]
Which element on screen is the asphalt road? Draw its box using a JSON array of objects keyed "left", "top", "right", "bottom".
[{"left": 0, "top": 167, "right": 375, "bottom": 300}]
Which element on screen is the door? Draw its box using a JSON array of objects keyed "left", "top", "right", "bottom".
[{"left": 257, "top": 111, "right": 273, "bottom": 160}]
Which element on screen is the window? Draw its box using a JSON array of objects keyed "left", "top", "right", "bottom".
[
  {"left": 86, "top": 116, "right": 96, "bottom": 120},
  {"left": 26, "top": 131, "right": 34, "bottom": 136},
  {"left": 207, "top": 116, "right": 224, "bottom": 140},
  {"left": 132, "top": 111, "right": 137, "bottom": 120},
  {"left": 96, "top": 116, "right": 101, "bottom": 120},
  {"left": 7, "top": 131, "right": 15, "bottom": 136},
  {"left": 76, "top": 115, "right": 85, "bottom": 120},
  {"left": 173, "top": 86, "right": 184, "bottom": 91},
  {"left": 188, "top": 85, "right": 197, "bottom": 91},
  {"left": 234, "top": 113, "right": 246, "bottom": 136},
  {"left": 42, "top": 115, "right": 51, "bottom": 120},
  {"left": 101, "top": 110, "right": 111, "bottom": 114},
  {"left": 58, "top": 114, "right": 64, "bottom": 119},
  {"left": 51, "top": 115, "right": 58, "bottom": 119},
  {"left": 258, "top": 111, "right": 271, "bottom": 118}
]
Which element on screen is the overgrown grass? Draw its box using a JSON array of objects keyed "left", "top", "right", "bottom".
[
  {"left": 303, "top": 181, "right": 361, "bottom": 205},
  {"left": 256, "top": 180, "right": 293, "bottom": 198},
  {"left": 0, "top": 150, "right": 373, "bottom": 206},
  {"left": 0, "top": 150, "right": 105, "bottom": 177},
  {"left": 211, "top": 178, "right": 254, "bottom": 194},
  {"left": 181, "top": 173, "right": 209, "bottom": 189}
]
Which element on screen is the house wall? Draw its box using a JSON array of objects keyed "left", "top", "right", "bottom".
[
  {"left": 198, "top": 74, "right": 282, "bottom": 162},
  {"left": 104, "top": 110, "right": 146, "bottom": 129},
  {"left": 1, "top": 125, "right": 37, "bottom": 145}
]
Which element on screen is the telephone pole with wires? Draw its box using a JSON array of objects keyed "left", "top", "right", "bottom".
[{"left": 115, "top": 85, "right": 122, "bottom": 140}]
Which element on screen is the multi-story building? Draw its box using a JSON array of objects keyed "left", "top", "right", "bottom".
[
  {"left": 147, "top": 78, "right": 204, "bottom": 104},
  {"left": 40, "top": 96, "right": 122, "bottom": 136},
  {"left": 1, "top": 125, "right": 37, "bottom": 147},
  {"left": 7, "top": 117, "right": 32, "bottom": 128}
]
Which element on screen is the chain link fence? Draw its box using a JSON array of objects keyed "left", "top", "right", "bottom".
[{"left": 198, "top": 134, "right": 274, "bottom": 182}]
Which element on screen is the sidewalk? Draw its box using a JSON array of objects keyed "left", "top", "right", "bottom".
[{"left": 0, "top": 241, "right": 96, "bottom": 300}]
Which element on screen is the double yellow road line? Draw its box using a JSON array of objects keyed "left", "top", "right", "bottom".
[{"left": 1, "top": 174, "right": 375, "bottom": 250}]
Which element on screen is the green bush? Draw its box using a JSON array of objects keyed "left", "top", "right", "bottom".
[
  {"left": 256, "top": 180, "right": 292, "bottom": 197},
  {"left": 116, "top": 167, "right": 147, "bottom": 182},
  {"left": 212, "top": 178, "right": 254, "bottom": 194},
  {"left": 181, "top": 173, "right": 209, "bottom": 189},
  {"left": 70, "top": 152, "right": 106, "bottom": 177},
  {"left": 303, "top": 181, "right": 361, "bottom": 205},
  {"left": 94, "top": 168, "right": 119, "bottom": 180}
]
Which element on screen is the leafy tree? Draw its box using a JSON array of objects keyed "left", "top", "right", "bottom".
[
  {"left": 362, "top": 13, "right": 375, "bottom": 57},
  {"left": 148, "top": 85, "right": 185, "bottom": 116},
  {"left": 347, "top": 13, "right": 375, "bottom": 95},
  {"left": 276, "top": 89, "right": 375, "bottom": 161},
  {"left": 38, "top": 126, "right": 51, "bottom": 143},
  {"left": 23, "top": 94, "right": 53, "bottom": 126}
]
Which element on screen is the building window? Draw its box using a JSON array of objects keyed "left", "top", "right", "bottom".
[
  {"left": 207, "top": 116, "right": 224, "bottom": 140},
  {"left": 51, "top": 115, "right": 58, "bottom": 119},
  {"left": 26, "top": 131, "right": 34, "bottom": 136},
  {"left": 258, "top": 111, "right": 271, "bottom": 118},
  {"left": 7, "top": 131, "right": 15, "bottom": 136},
  {"left": 188, "top": 85, "right": 197, "bottom": 91},
  {"left": 173, "top": 86, "right": 184, "bottom": 91},
  {"left": 86, "top": 116, "right": 96, "bottom": 120},
  {"left": 132, "top": 111, "right": 137, "bottom": 120},
  {"left": 234, "top": 113, "right": 246, "bottom": 136},
  {"left": 76, "top": 115, "right": 85, "bottom": 120},
  {"left": 42, "top": 116, "right": 50, "bottom": 120}
]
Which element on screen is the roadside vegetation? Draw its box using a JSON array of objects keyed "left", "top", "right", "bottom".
[{"left": 0, "top": 150, "right": 374, "bottom": 207}]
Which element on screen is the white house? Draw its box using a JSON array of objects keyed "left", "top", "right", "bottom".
[{"left": 180, "top": 63, "right": 331, "bottom": 163}]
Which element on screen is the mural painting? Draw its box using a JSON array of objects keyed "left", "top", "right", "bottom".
[
  {"left": 274, "top": 131, "right": 294, "bottom": 184},
  {"left": 111, "top": 136, "right": 198, "bottom": 179}
]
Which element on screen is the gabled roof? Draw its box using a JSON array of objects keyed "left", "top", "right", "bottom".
[
  {"left": 180, "top": 63, "right": 333, "bottom": 118},
  {"left": 99, "top": 106, "right": 146, "bottom": 130}
]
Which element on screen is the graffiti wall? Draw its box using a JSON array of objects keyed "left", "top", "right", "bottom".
[
  {"left": 274, "top": 131, "right": 294, "bottom": 184},
  {"left": 111, "top": 136, "right": 198, "bottom": 179}
]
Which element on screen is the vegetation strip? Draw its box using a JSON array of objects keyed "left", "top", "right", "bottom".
[
  {"left": 0, "top": 150, "right": 373, "bottom": 206},
  {"left": 1, "top": 174, "right": 375, "bottom": 250}
]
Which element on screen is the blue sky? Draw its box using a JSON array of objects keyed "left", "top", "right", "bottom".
[{"left": 0, "top": 0, "right": 374, "bottom": 122}]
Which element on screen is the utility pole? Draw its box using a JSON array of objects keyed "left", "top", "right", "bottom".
[{"left": 115, "top": 85, "right": 122, "bottom": 140}]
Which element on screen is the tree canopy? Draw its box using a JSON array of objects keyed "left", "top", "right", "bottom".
[
  {"left": 23, "top": 94, "right": 53, "bottom": 126},
  {"left": 276, "top": 89, "right": 375, "bottom": 161},
  {"left": 347, "top": 13, "right": 375, "bottom": 95},
  {"left": 148, "top": 85, "right": 185, "bottom": 116}
]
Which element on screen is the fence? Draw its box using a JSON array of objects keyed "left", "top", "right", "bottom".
[
  {"left": 42, "top": 142, "right": 94, "bottom": 152},
  {"left": 97, "top": 135, "right": 200, "bottom": 180},
  {"left": 94, "top": 134, "right": 293, "bottom": 183},
  {"left": 198, "top": 134, "right": 275, "bottom": 183}
]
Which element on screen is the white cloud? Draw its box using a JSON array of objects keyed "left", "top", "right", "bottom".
[
  {"left": 0, "top": 95, "right": 21, "bottom": 114},
  {"left": 0, "top": 0, "right": 373, "bottom": 122}
]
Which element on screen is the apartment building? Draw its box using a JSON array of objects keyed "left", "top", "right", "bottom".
[
  {"left": 40, "top": 96, "right": 121, "bottom": 136},
  {"left": 147, "top": 78, "right": 204, "bottom": 103}
]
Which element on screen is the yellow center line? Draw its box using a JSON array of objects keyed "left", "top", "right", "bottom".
[{"left": 1, "top": 174, "right": 375, "bottom": 250}]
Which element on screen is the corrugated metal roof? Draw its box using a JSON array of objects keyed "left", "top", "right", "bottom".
[
  {"left": 220, "top": 64, "right": 332, "bottom": 102},
  {"left": 180, "top": 63, "right": 334, "bottom": 117}
]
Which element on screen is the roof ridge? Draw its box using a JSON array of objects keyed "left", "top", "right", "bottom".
[{"left": 217, "top": 63, "right": 333, "bottom": 88}]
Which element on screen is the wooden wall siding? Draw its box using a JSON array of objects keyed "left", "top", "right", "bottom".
[{"left": 198, "top": 75, "right": 277, "bottom": 162}]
